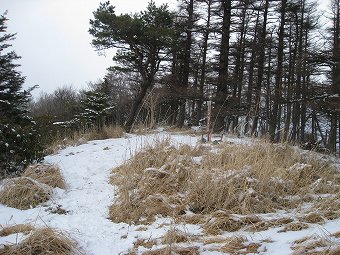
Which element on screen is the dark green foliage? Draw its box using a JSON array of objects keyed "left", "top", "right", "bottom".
[
  {"left": 0, "top": 14, "right": 42, "bottom": 177},
  {"left": 89, "top": 1, "right": 175, "bottom": 131},
  {"left": 76, "top": 90, "right": 114, "bottom": 132}
]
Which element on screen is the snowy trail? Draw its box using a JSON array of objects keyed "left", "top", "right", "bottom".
[{"left": 43, "top": 137, "right": 132, "bottom": 254}]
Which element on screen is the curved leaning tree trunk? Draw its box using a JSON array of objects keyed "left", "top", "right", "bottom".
[
  {"left": 89, "top": 2, "right": 174, "bottom": 133},
  {"left": 124, "top": 79, "right": 151, "bottom": 132}
]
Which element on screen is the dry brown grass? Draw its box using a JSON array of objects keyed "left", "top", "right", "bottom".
[
  {"left": 279, "top": 222, "right": 309, "bottom": 232},
  {"left": 109, "top": 138, "right": 201, "bottom": 224},
  {"left": 44, "top": 125, "right": 125, "bottom": 155},
  {"left": 44, "top": 132, "right": 89, "bottom": 155},
  {"left": 291, "top": 234, "right": 338, "bottom": 255},
  {"left": 332, "top": 231, "right": 340, "bottom": 238},
  {"left": 203, "top": 236, "right": 230, "bottom": 245},
  {"left": 132, "top": 123, "right": 156, "bottom": 135},
  {"left": 192, "top": 142, "right": 338, "bottom": 214},
  {"left": 109, "top": 137, "right": 340, "bottom": 233},
  {"left": 134, "top": 238, "right": 157, "bottom": 249},
  {"left": 161, "top": 228, "right": 190, "bottom": 244},
  {"left": 329, "top": 247, "right": 340, "bottom": 255},
  {"left": 164, "top": 126, "right": 197, "bottom": 134},
  {"left": 23, "top": 163, "right": 65, "bottom": 189},
  {"left": 0, "top": 224, "right": 34, "bottom": 237},
  {"left": 245, "top": 217, "right": 294, "bottom": 232},
  {"left": 86, "top": 125, "right": 125, "bottom": 140},
  {"left": 0, "top": 227, "right": 82, "bottom": 255},
  {"left": 103, "top": 125, "right": 125, "bottom": 138},
  {"left": 299, "top": 212, "right": 325, "bottom": 224},
  {"left": 181, "top": 214, "right": 206, "bottom": 225},
  {"left": 141, "top": 246, "right": 199, "bottom": 255},
  {"left": 203, "top": 212, "right": 244, "bottom": 235},
  {"left": 315, "top": 193, "right": 340, "bottom": 221},
  {"left": 206, "top": 235, "right": 262, "bottom": 254},
  {"left": 0, "top": 177, "right": 52, "bottom": 209}
]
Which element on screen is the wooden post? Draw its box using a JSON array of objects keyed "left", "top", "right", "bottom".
[{"left": 207, "top": 100, "right": 212, "bottom": 142}]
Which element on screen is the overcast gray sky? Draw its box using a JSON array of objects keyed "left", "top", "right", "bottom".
[
  {"left": 1, "top": 0, "right": 330, "bottom": 98},
  {"left": 1, "top": 0, "right": 176, "bottom": 97}
]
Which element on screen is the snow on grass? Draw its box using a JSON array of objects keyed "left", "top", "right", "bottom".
[{"left": 0, "top": 131, "right": 340, "bottom": 254}]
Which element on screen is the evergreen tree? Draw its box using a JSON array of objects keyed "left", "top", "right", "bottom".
[
  {"left": 76, "top": 90, "right": 113, "bottom": 132},
  {"left": 0, "top": 13, "right": 42, "bottom": 177},
  {"left": 89, "top": 1, "right": 174, "bottom": 132}
]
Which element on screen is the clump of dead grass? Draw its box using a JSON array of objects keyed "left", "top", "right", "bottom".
[
  {"left": 44, "top": 133, "right": 89, "bottom": 155},
  {"left": 332, "top": 231, "right": 340, "bottom": 238},
  {"left": 44, "top": 125, "right": 125, "bottom": 155},
  {"left": 22, "top": 163, "right": 65, "bottom": 189},
  {"left": 208, "top": 235, "right": 261, "bottom": 254},
  {"left": 0, "top": 177, "right": 52, "bottom": 209},
  {"left": 299, "top": 212, "right": 325, "bottom": 224},
  {"left": 314, "top": 193, "right": 340, "bottom": 220},
  {"left": 103, "top": 125, "right": 125, "bottom": 138},
  {"left": 0, "top": 227, "right": 82, "bottom": 255},
  {"left": 193, "top": 142, "right": 339, "bottom": 214},
  {"left": 109, "top": 138, "right": 340, "bottom": 228},
  {"left": 329, "top": 246, "right": 340, "bottom": 255},
  {"left": 203, "top": 212, "right": 244, "bottom": 235},
  {"left": 134, "top": 238, "right": 158, "bottom": 250},
  {"left": 291, "top": 234, "right": 339, "bottom": 255},
  {"left": 109, "top": 138, "right": 200, "bottom": 224},
  {"left": 0, "top": 224, "right": 34, "bottom": 237},
  {"left": 86, "top": 125, "right": 125, "bottom": 140},
  {"left": 162, "top": 228, "right": 190, "bottom": 244},
  {"left": 244, "top": 217, "right": 294, "bottom": 232},
  {"left": 181, "top": 214, "right": 206, "bottom": 225},
  {"left": 279, "top": 222, "right": 309, "bottom": 232},
  {"left": 141, "top": 246, "right": 199, "bottom": 255}
]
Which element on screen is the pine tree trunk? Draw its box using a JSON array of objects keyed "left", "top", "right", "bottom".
[
  {"left": 252, "top": 0, "right": 269, "bottom": 136},
  {"left": 329, "top": 0, "right": 340, "bottom": 153},
  {"left": 124, "top": 81, "right": 150, "bottom": 132},
  {"left": 233, "top": 1, "right": 248, "bottom": 134},
  {"left": 215, "top": 0, "right": 232, "bottom": 131},
  {"left": 177, "top": 0, "right": 194, "bottom": 128},
  {"left": 196, "top": 0, "right": 212, "bottom": 126},
  {"left": 269, "top": 0, "right": 287, "bottom": 141},
  {"left": 245, "top": 12, "right": 260, "bottom": 134}
]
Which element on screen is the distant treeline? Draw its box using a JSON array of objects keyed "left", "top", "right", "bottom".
[{"left": 31, "top": 0, "right": 340, "bottom": 154}]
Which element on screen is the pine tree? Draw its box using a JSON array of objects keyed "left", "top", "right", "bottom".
[
  {"left": 89, "top": 1, "right": 174, "bottom": 132},
  {"left": 0, "top": 13, "right": 42, "bottom": 177},
  {"left": 77, "top": 90, "right": 113, "bottom": 132}
]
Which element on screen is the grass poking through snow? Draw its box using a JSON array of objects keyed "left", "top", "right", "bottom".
[
  {"left": 0, "top": 163, "right": 66, "bottom": 210},
  {"left": 109, "top": 138, "right": 340, "bottom": 229},
  {"left": 0, "top": 224, "right": 34, "bottom": 237},
  {"left": 0, "top": 227, "right": 82, "bottom": 255},
  {"left": 0, "top": 177, "right": 52, "bottom": 209},
  {"left": 109, "top": 136, "right": 340, "bottom": 254},
  {"left": 22, "top": 163, "right": 66, "bottom": 189}
]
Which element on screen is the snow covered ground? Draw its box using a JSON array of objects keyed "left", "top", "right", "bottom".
[{"left": 0, "top": 132, "right": 340, "bottom": 254}]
